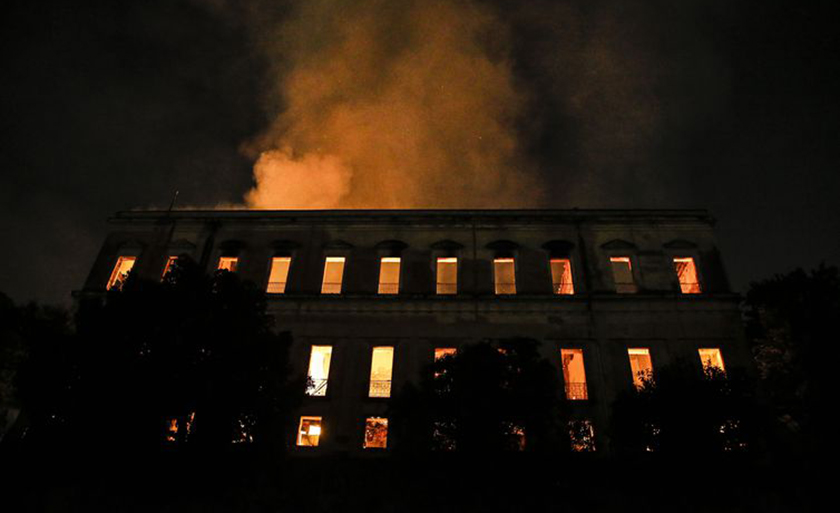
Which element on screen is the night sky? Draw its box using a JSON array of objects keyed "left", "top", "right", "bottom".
[{"left": 2, "top": 0, "right": 838, "bottom": 305}]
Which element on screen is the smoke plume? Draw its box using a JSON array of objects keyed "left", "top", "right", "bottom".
[{"left": 242, "top": 0, "right": 542, "bottom": 209}]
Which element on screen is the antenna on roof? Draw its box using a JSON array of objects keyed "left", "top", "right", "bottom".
[{"left": 167, "top": 190, "right": 180, "bottom": 212}]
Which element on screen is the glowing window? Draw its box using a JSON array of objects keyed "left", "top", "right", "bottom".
[
  {"left": 436, "top": 257, "right": 458, "bottom": 294},
  {"left": 561, "top": 348, "right": 588, "bottom": 400},
  {"left": 306, "top": 345, "right": 332, "bottom": 396},
  {"left": 267, "top": 256, "right": 291, "bottom": 294},
  {"left": 218, "top": 257, "right": 238, "bottom": 273},
  {"left": 569, "top": 420, "right": 596, "bottom": 452},
  {"left": 369, "top": 346, "right": 394, "bottom": 398},
  {"left": 699, "top": 348, "right": 726, "bottom": 373},
  {"left": 434, "top": 347, "right": 456, "bottom": 361},
  {"left": 165, "top": 418, "right": 178, "bottom": 443},
  {"left": 673, "top": 257, "right": 701, "bottom": 294},
  {"left": 363, "top": 417, "right": 389, "bottom": 449},
  {"left": 297, "top": 416, "right": 322, "bottom": 447},
  {"left": 627, "top": 348, "right": 654, "bottom": 390},
  {"left": 321, "top": 257, "right": 345, "bottom": 294},
  {"left": 610, "top": 256, "right": 636, "bottom": 293},
  {"left": 378, "top": 257, "right": 401, "bottom": 294},
  {"left": 494, "top": 258, "right": 516, "bottom": 295},
  {"left": 550, "top": 258, "right": 575, "bottom": 295},
  {"left": 161, "top": 256, "right": 178, "bottom": 280},
  {"left": 107, "top": 256, "right": 136, "bottom": 291}
]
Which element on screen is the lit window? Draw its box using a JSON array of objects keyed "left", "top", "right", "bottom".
[
  {"left": 434, "top": 347, "right": 456, "bottom": 361},
  {"left": 218, "top": 256, "right": 238, "bottom": 273},
  {"left": 568, "top": 420, "right": 596, "bottom": 452},
  {"left": 165, "top": 418, "right": 178, "bottom": 443},
  {"left": 378, "top": 257, "right": 401, "bottom": 294},
  {"left": 610, "top": 256, "right": 636, "bottom": 293},
  {"left": 436, "top": 257, "right": 458, "bottom": 295},
  {"left": 550, "top": 258, "right": 575, "bottom": 295},
  {"left": 369, "top": 346, "right": 394, "bottom": 398},
  {"left": 561, "top": 348, "right": 588, "bottom": 400},
  {"left": 321, "top": 256, "right": 345, "bottom": 294},
  {"left": 306, "top": 346, "right": 332, "bottom": 396},
  {"left": 673, "top": 257, "right": 701, "bottom": 294},
  {"left": 267, "top": 256, "right": 291, "bottom": 293},
  {"left": 161, "top": 256, "right": 178, "bottom": 280},
  {"left": 363, "top": 417, "right": 389, "bottom": 449},
  {"left": 627, "top": 348, "right": 654, "bottom": 390},
  {"left": 107, "top": 256, "right": 136, "bottom": 291},
  {"left": 297, "top": 416, "right": 322, "bottom": 447},
  {"left": 494, "top": 258, "right": 516, "bottom": 295},
  {"left": 698, "top": 348, "right": 726, "bottom": 373}
]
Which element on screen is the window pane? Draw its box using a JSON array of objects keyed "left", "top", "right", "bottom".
[
  {"left": 321, "top": 257, "right": 345, "bottom": 294},
  {"left": 610, "top": 256, "right": 636, "bottom": 293},
  {"left": 434, "top": 347, "right": 456, "bottom": 361},
  {"left": 673, "top": 257, "right": 702, "bottom": 294},
  {"left": 369, "top": 346, "right": 394, "bottom": 397},
  {"left": 297, "top": 416, "right": 322, "bottom": 447},
  {"left": 306, "top": 346, "right": 332, "bottom": 396},
  {"left": 107, "top": 256, "right": 136, "bottom": 290},
  {"left": 550, "top": 258, "right": 575, "bottom": 295},
  {"left": 363, "top": 417, "right": 388, "bottom": 449},
  {"left": 627, "top": 348, "right": 653, "bottom": 389},
  {"left": 561, "top": 348, "right": 588, "bottom": 400},
  {"left": 161, "top": 256, "right": 178, "bottom": 280},
  {"left": 378, "top": 257, "right": 401, "bottom": 294},
  {"left": 698, "top": 348, "right": 726, "bottom": 373},
  {"left": 494, "top": 258, "right": 516, "bottom": 295},
  {"left": 268, "top": 257, "right": 292, "bottom": 293},
  {"left": 218, "top": 257, "right": 238, "bottom": 273},
  {"left": 436, "top": 257, "right": 458, "bottom": 294}
]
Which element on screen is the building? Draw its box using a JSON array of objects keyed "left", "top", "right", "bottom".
[{"left": 82, "top": 209, "right": 748, "bottom": 453}]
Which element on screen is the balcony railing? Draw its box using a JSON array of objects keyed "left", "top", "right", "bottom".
[
  {"left": 306, "top": 379, "right": 328, "bottom": 397},
  {"left": 436, "top": 283, "right": 457, "bottom": 295},
  {"left": 321, "top": 282, "right": 342, "bottom": 294},
  {"left": 553, "top": 283, "right": 575, "bottom": 295},
  {"left": 378, "top": 283, "right": 399, "bottom": 294},
  {"left": 368, "top": 380, "right": 392, "bottom": 398},
  {"left": 267, "top": 281, "right": 287, "bottom": 294},
  {"left": 565, "top": 382, "right": 589, "bottom": 400}
]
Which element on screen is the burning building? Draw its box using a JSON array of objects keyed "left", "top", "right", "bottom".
[{"left": 82, "top": 208, "right": 747, "bottom": 453}]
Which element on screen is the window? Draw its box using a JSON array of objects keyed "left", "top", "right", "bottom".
[
  {"left": 561, "top": 349, "right": 588, "bottom": 400},
  {"left": 267, "top": 256, "right": 292, "bottom": 293},
  {"left": 363, "top": 417, "right": 389, "bottom": 449},
  {"left": 698, "top": 348, "right": 726, "bottom": 373},
  {"left": 673, "top": 257, "right": 701, "bottom": 294},
  {"left": 610, "top": 256, "right": 637, "bottom": 293},
  {"left": 627, "top": 348, "right": 653, "bottom": 390},
  {"left": 107, "top": 256, "right": 136, "bottom": 291},
  {"left": 161, "top": 256, "right": 178, "bottom": 280},
  {"left": 436, "top": 257, "right": 458, "bottom": 295},
  {"left": 297, "top": 416, "right": 322, "bottom": 447},
  {"left": 550, "top": 258, "right": 575, "bottom": 295},
  {"left": 369, "top": 346, "right": 394, "bottom": 398},
  {"left": 434, "top": 347, "right": 456, "bottom": 361},
  {"left": 568, "top": 420, "right": 596, "bottom": 452},
  {"left": 321, "top": 256, "right": 345, "bottom": 294},
  {"left": 494, "top": 258, "right": 516, "bottom": 295},
  {"left": 306, "top": 346, "right": 333, "bottom": 396},
  {"left": 218, "top": 256, "right": 238, "bottom": 273},
  {"left": 378, "top": 257, "right": 401, "bottom": 294}
]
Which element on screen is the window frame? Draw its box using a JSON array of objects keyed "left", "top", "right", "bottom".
[
  {"left": 320, "top": 255, "right": 347, "bottom": 295},
  {"left": 266, "top": 255, "right": 293, "bottom": 294}
]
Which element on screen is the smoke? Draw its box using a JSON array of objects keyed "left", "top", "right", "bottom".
[{"left": 241, "top": 0, "right": 543, "bottom": 209}]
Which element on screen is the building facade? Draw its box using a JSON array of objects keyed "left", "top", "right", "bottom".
[{"left": 82, "top": 209, "right": 747, "bottom": 453}]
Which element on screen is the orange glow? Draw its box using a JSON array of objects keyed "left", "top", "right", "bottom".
[
  {"left": 561, "top": 348, "right": 588, "bottom": 400},
  {"left": 166, "top": 418, "right": 178, "bottom": 443},
  {"left": 297, "top": 416, "right": 322, "bottom": 447},
  {"left": 699, "top": 348, "right": 726, "bottom": 373},
  {"left": 369, "top": 346, "right": 394, "bottom": 398},
  {"left": 627, "top": 348, "right": 653, "bottom": 389},
  {"left": 161, "top": 256, "right": 178, "bottom": 280},
  {"left": 436, "top": 257, "right": 458, "bottom": 294},
  {"left": 218, "top": 257, "right": 238, "bottom": 273},
  {"left": 609, "top": 256, "right": 637, "bottom": 293},
  {"left": 673, "top": 257, "right": 701, "bottom": 294},
  {"left": 378, "top": 257, "right": 401, "bottom": 294},
  {"left": 363, "top": 417, "right": 388, "bottom": 449},
  {"left": 494, "top": 258, "right": 516, "bottom": 295},
  {"left": 267, "top": 256, "right": 292, "bottom": 293},
  {"left": 107, "top": 256, "right": 136, "bottom": 291},
  {"left": 321, "top": 256, "right": 345, "bottom": 294},
  {"left": 550, "top": 258, "right": 575, "bottom": 295},
  {"left": 306, "top": 345, "right": 332, "bottom": 396},
  {"left": 434, "top": 347, "right": 456, "bottom": 361}
]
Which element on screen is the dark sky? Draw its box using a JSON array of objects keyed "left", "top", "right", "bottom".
[{"left": 1, "top": 0, "right": 839, "bottom": 305}]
